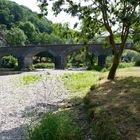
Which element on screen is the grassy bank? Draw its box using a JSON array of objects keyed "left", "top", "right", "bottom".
[
  {"left": 27, "top": 67, "right": 140, "bottom": 140},
  {"left": 60, "top": 71, "right": 100, "bottom": 98},
  {"left": 84, "top": 67, "right": 140, "bottom": 140}
]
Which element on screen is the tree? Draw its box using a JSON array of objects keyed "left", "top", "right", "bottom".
[
  {"left": 133, "top": 25, "right": 140, "bottom": 51},
  {"left": 5, "top": 27, "right": 27, "bottom": 46},
  {"left": 38, "top": 0, "right": 140, "bottom": 79},
  {"left": 0, "top": 24, "right": 7, "bottom": 47},
  {"left": 52, "top": 23, "right": 75, "bottom": 43},
  {"left": 18, "top": 21, "right": 36, "bottom": 42},
  {"left": 32, "top": 32, "right": 64, "bottom": 44}
]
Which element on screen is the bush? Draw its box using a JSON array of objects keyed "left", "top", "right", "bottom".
[
  {"left": 0, "top": 55, "right": 18, "bottom": 68},
  {"left": 27, "top": 65, "right": 35, "bottom": 71},
  {"left": 118, "top": 62, "right": 134, "bottom": 68},
  {"left": 122, "top": 50, "right": 140, "bottom": 62},
  {"left": 34, "top": 63, "right": 54, "bottom": 68},
  {"left": 27, "top": 112, "right": 82, "bottom": 140}
]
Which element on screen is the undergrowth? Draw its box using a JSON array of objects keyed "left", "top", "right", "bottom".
[
  {"left": 33, "top": 63, "right": 55, "bottom": 68},
  {"left": 27, "top": 111, "right": 82, "bottom": 140}
]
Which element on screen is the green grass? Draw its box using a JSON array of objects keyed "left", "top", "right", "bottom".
[
  {"left": 84, "top": 67, "right": 140, "bottom": 140},
  {"left": 34, "top": 63, "right": 54, "bottom": 68},
  {"left": 27, "top": 111, "right": 82, "bottom": 140},
  {"left": 60, "top": 72, "right": 100, "bottom": 97},
  {"left": 18, "top": 74, "right": 42, "bottom": 86},
  {"left": 87, "top": 62, "right": 135, "bottom": 72},
  {"left": 118, "top": 62, "right": 135, "bottom": 68}
]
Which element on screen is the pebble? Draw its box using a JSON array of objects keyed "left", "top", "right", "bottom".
[{"left": 0, "top": 69, "right": 69, "bottom": 140}]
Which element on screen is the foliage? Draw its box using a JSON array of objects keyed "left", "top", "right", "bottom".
[
  {"left": 32, "top": 32, "right": 51, "bottom": 44},
  {"left": 0, "top": 0, "right": 25, "bottom": 28},
  {"left": 118, "top": 62, "right": 135, "bottom": 68},
  {"left": 67, "top": 49, "right": 86, "bottom": 67},
  {"left": 26, "top": 65, "right": 35, "bottom": 71},
  {"left": 27, "top": 112, "right": 82, "bottom": 140},
  {"left": 32, "top": 32, "right": 65, "bottom": 44},
  {"left": 33, "top": 63, "right": 54, "bottom": 68},
  {"left": 39, "top": 0, "right": 140, "bottom": 79},
  {"left": 0, "top": 55, "right": 18, "bottom": 68},
  {"left": 51, "top": 23, "right": 76, "bottom": 43},
  {"left": 0, "top": 0, "right": 52, "bottom": 32},
  {"left": 84, "top": 68, "right": 140, "bottom": 140},
  {"left": 5, "top": 27, "right": 27, "bottom": 46},
  {"left": 0, "top": 24, "right": 7, "bottom": 47},
  {"left": 0, "top": 0, "right": 77, "bottom": 45},
  {"left": 18, "top": 74, "right": 42, "bottom": 86},
  {"left": 122, "top": 50, "right": 140, "bottom": 62},
  {"left": 28, "top": 15, "right": 52, "bottom": 33},
  {"left": 133, "top": 25, "right": 140, "bottom": 45},
  {"left": 18, "top": 21, "right": 36, "bottom": 43}
]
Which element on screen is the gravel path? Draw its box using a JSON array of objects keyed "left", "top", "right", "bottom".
[{"left": 0, "top": 69, "right": 74, "bottom": 140}]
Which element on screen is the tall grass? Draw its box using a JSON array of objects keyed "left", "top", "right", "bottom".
[
  {"left": 27, "top": 112, "right": 82, "bottom": 140},
  {"left": 34, "top": 63, "right": 54, "bottom": 68}
]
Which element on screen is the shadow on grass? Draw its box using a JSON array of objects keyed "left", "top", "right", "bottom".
[{"left": 84, "top": 76, "right": 140, "bottom": 140}]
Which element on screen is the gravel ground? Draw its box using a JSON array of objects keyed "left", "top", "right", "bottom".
[{"left": 0, "top": 69, "right": 76, "bottom": 140}]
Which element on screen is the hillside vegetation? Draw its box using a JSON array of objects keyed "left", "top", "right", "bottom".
[{"left": 0, "top": 0, "right": 76, "bottom": 46}]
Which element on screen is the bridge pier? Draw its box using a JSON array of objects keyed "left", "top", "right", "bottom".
[
  {"left": 54, "top": 56, "right": 66, "bottom": 69},
  {"left": 18, "top": 56, "right": 33, "bottom": 70},
  {"left": 98, "top": 55, "right": 106, "bottom": 67}
]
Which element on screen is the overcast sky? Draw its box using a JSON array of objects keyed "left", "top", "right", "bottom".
[{"left": 9, "top": 0, "right": 78, "bottom": 28}]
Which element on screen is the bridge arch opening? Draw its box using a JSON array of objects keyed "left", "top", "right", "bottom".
[
  {"left": 66, "top": 49, "right": 86, "bottom": 68},
  {"left": 32, "top": 51, "right": 55, "bottom": 69}
]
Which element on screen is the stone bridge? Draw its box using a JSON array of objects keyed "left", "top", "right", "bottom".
[{"left": 0, "top": 43, "right": 136, "bottom": 69}]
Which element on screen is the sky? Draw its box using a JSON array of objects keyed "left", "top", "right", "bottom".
[{"left": 9, "top": 0, "right": 79, "bottom": 29}]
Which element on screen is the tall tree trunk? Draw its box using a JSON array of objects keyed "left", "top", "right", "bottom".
[{"left": 107, "top": 54, "right": 120, "bottom": 80}]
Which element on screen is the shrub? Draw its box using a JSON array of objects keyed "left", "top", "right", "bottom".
[
  {"left": 118, "top": 62, "right": 134, "bottom": 68},
  {"left": 34, "top": 63, "right": 54, "bottom": 68},
  {"left": 27, "top": 112, "right": 82, "bottom": 140},
  {"left": 27, "top": 65, "right": 35, "bottom": 71},
  {"left": 122, "top": 50, "right": 140, "bottom": 62},
  {"left": 0, "top": 55, "right": 18, "bottom": 68}
]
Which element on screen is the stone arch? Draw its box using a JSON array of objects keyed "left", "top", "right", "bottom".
[{"left": 18, "top": 47, "right": 58, "bottom": 69}]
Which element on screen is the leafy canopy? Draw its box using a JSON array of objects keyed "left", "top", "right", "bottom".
[{"left": 38, "top": 0, "right": 140, "bottom": 46}]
